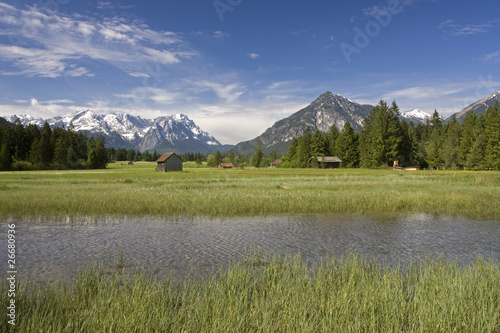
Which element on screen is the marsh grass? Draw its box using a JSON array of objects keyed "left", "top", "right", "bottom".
[
  {"left": 0, "top": 163, "right": 499, "bottom": 219},
  {"left": 1, "top": 254, "right": 499, "bottom": 332}
]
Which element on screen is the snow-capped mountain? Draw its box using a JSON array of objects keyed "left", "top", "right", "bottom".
[
  {"left": 139, "top": 114, "right": 222, "bottom": 152},
  {"left": 400, "top": 109, "right": 432, "bottom": 124},
  {"left": 4, "top": 110, "right": 228, "bottom": 154}
]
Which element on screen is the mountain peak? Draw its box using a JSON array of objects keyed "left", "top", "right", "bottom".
[
  {"left": 487, "top": 91, "right": 500, "bottom": 99},
  {"left": 234, "top": 91, "right": 374, "bottom": 154},
  {"left": 400, "top": 109, "right": 432, "bottom": 124}
]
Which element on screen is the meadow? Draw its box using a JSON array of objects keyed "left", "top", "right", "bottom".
[
  {"left": 1, "top": 254, "right": 499, "bottom": 332},
  {"left": 2, "top": 164, "right": 500, "bottom": 332},
  {"left": 0, "top": 162, "right": 499, "bottom": 219}
]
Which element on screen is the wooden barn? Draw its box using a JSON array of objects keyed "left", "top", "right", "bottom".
[
  {"left": 155, "top": 152, "right": 183, "bottom": 172},
  {"left": 308, "top": 156, "right": 342, "bottom": 168}
]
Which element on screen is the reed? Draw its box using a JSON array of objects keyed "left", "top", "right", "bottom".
[
  {"left": 1, "top": 254, "right": 498, "bottom": 332},
  {"left": 0, "top": 163, "right": 499, "bottom": 219}
]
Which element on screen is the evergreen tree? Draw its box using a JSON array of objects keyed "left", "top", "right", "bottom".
[
  {"left": 441, "top": 116, "right": 461, "bottom": 169},
  {"left": 484, "top": 103, "right": 500, "bottom": 169},
  {"left": 336, "top": 122, "right": 359, "bottom": 167},
  {"left": 328, "top": 124, "right": 340, "bottom": 156},
  {"left": 359, "top": 100, "right": 402, "bottom": 167},
  {"left": 297, "top": 126, "right": 312, "bottom": 167},
  {"left": 39, "top": 122, "right": 53, "bottom": 168},
  {"left": 126, "top": 149, "right": 135, "bottom": 161},
  {"left": 269, "top": 151, "right": 278, "bottom": 163},
  {"left": 195, "top": 153, "right": 203, "bottom": 165},
  {"left": 115, "top": 148, "right": 127, "bottom": 161},
  {"left": 414, "top": 123, "right": 428, "bottom": 168},
  {"left": 287, "top": 137, "right": 299, "bottom": 166},
  {"left": 251, "top": 141, "right": 264, "bottom": 167},
  {"left": 87, "top": 135, "right": 108, "bottom": 169},
  {"left": 134, "top": 151, "right": 142, "bottom": 161},
  {"left": 385, "top": 101, "right": 403, "bottom": 165},
  {"left": 12, "top": 120, "right": 30, "bottom": 161},
  {"left": 310, "top": 130, "right": 327, "bottom": 158},
  {"left": 226, "top": 149, "right": 235, "bottom": 163},
  {"left": 458, "top": 111, "right": 477, "bottom": 168},
  {"left": 399, "top": 120, "right": 422, "bottom": 166},
  {"left": 425, "top": 110, "right": 444, "bottom": 169},
  {"left": 0, "top": 143, "right": 12, "bottom": 171},
  {"left": 53, "top": 135, "right": 69, "bottom": 168},
  {"left": 214, "top": 150, "right": 223, "bottom": 166}
]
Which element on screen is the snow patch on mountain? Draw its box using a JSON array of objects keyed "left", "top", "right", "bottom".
[{"left": 400, "top": 109, "right": 432, "bottom": 124}]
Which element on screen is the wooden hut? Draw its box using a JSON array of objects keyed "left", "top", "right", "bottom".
[
  {"left": 219, "top": 163, "right": 233, "bottom": 169},
  {"left": 271, "top": 159, "right": 281, "bottom": 167},
  {"left": 156, "top": 152, "right": 183, "bottom": 172},
  {"left": 308, "top": 156, "right": 342, "bottom": 168}
]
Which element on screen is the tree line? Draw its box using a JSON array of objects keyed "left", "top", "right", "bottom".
[
  {"left": 0, "top": 121, "right": 107, "bottom": 171},
  {"left": 280, "top": 100, "right": 500, "bottom": 170}
]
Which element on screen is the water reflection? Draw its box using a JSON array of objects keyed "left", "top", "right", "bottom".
[{"left": 4, "top": 214, "right": 500, "bottom": 282}]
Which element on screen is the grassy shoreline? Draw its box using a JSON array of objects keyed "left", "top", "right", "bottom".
[
  {"left": 1, "top": 162, "right": 499, "bottom": 219},
  {"left": 1, "top": 254, "right": 499, "bottom": 332}
]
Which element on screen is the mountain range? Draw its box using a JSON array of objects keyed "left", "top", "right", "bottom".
[
  {"left": 3, "top": 91, "right": 499, "bottom": 155},
  {"left": 5, "top": 111, "right": 232, "bottom": 154}
]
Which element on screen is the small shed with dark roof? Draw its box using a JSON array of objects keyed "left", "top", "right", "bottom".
[
  {"left": 156, "top": 152, "right": 183, "bottom": 172},
  {"left": 308, "top": 156, "right": 342, "bottom": 168}
]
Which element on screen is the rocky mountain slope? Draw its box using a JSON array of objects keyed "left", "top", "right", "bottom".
[
  {"left": 446, "top": 91, "right": 500, "bottom": 122},
  {"left": 234, "top": 92, "right": 374, "bottom": 154}
]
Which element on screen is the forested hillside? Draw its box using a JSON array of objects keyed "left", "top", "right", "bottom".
[
  {"left": 0, "top": 121, "right": 107, "bottom": 171},
  {"left": 281, "top": 100, "right": 500, "bottom": 170}
]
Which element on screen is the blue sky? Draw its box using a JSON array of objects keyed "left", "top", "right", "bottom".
[{"left": 0, "top": 0, "right": 499, "bottom": 144}]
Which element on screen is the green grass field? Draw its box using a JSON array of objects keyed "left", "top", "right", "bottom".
[
  {"left": 1, "top": 254, "right": 499, "bottom": 332},
  {"left": 2, "top": 164, "right": 500, "bottom": 331},
  {"left": 1, "top": 162, "right": 499, "bottom": 219}
]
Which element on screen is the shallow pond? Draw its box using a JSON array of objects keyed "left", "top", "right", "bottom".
[{"left": 3, "top": 214, "right": 500, "bottom": 282}]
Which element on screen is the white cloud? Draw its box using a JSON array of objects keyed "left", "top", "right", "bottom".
[
  {"left": 484, "top": 51, "right": 500, "bottom": 64},
  {"left": 213, "top": 31, "right": 230, "bottom": 39},
  {"left": 129, "top": 72, "right": 150, "bottom": 78},
  {"left": 0, "top": 3, "right": 196, "bottom": 77},
  {"left": 363, "top": 0, "right": 420, "bottom": 17},
  {"left": 114, "top": 87, "right": 180, "bottom": 106},
  {"left": 438, "top": 19, "right": 492, "bottom": 37},
  {"left": 248, "top": 53, "right": 259, "bottom": 59},
  {"left": 188, "top": 80, "right": 246, "bottom": 103}
]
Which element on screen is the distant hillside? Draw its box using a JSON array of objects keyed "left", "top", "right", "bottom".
[{"left": 0, "top": 117, "right": 9, "bottom": 127}]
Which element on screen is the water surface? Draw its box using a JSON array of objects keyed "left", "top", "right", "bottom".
[{"left": 3, "top": 214, "right": 500, "bottom": 282}]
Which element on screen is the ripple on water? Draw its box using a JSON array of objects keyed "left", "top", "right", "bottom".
[{"left": 3, "top": 214, "right": 500, "bottom": 283}]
